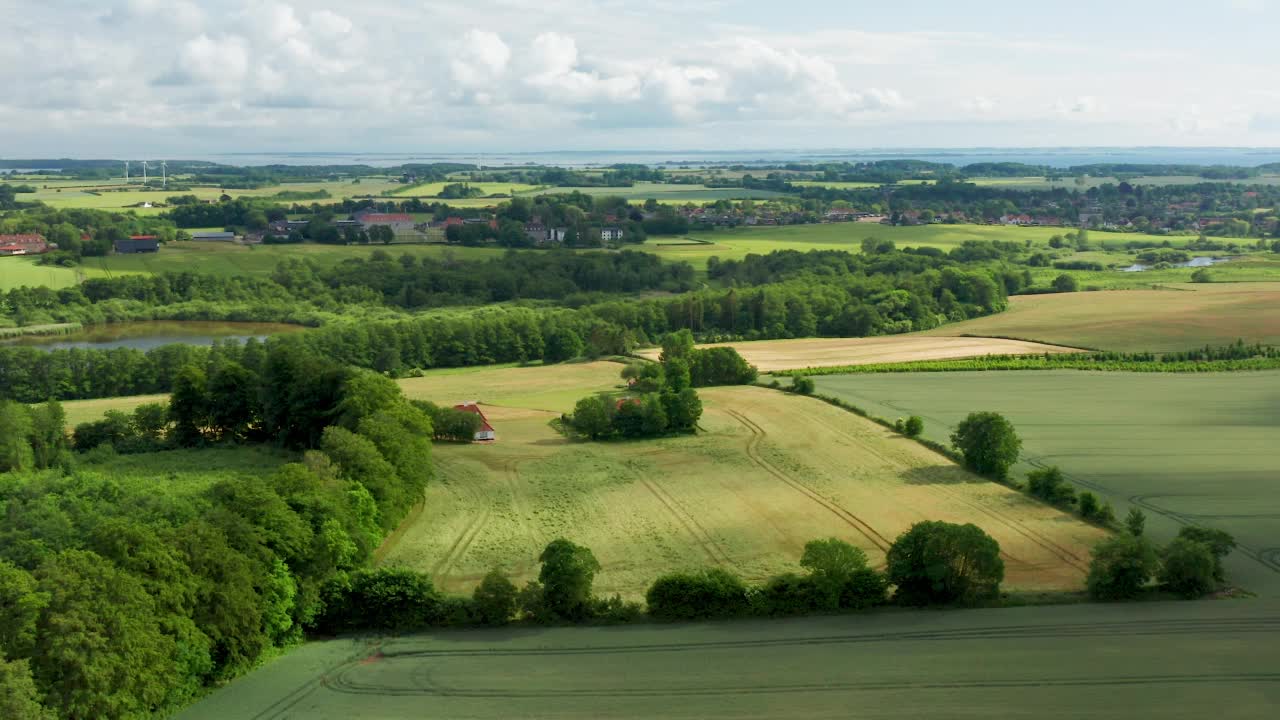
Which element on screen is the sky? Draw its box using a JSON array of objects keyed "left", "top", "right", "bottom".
[{"left": 2, "top": 0, "right": 1279, "bottom": 156}]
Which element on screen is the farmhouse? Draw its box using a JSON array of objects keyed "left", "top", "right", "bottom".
[
  {"left": 355, "top": 211, "right": 415, "bottom": 233},
  {"left": 453, "top": 402, "right": 496, "bottom": 442},
  {"left": 0, "top": 234, "right": 49, "bottom": 255},
  {"left": 600, "top": 226, "right": 624, "bottom": 241},
  {"left": 114, "top": 235, "right": 160, "bottom": 254}
]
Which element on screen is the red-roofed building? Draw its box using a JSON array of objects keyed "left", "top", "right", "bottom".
[
  {"left": 355, "top": 212, "right": 416, "bottom": 234},
  {"left": 0, "top": 234, "right": 49, "bottom": 254},
  {"left": 453, "top": 402, "right": 496, "bottom": 441},
  {"left": 615, "top": 397, "right": 642, "bottom": 410}
]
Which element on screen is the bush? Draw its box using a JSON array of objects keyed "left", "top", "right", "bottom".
[
  {"left": 1190, "top": 268, "right": 1213, "bottom": 283},
  {"left": 902, "top": 415, "right": 924, "bottom": 437},
  {"left": 537, "top": 539, "right": 601, "bottom": 621},
  {"left": 646, "top": 568, "right": 750, "bottom": 620},
  {"left": 1124, "top": 508, "right": 1146, "bottom": 537},
  {"left": 1159, "top": 538, "right": 1217, "bottom": 598},
  {"left": 1078, "top": 491, "right": 1100, "bottom": 519},
  {"left": 789, "top": 376, "right": 815, "bottom": 395},
  {"left": 886, "top": 521, "right": 1004, "bottom": 605},
  {"left": 751, "top": 573, "right": 828, "bottom": 616},
  {"left": 1051, "top": 274, "right": 1079, "bottom": 293},
  {"left": 1026, "top": 466, "right": 1076, "bottom": 506},
  {"left": 472, "top": 569, "right": 518, "bottom": 625},
  {"left": 1086, "top": 534, "right": 1158, "bottom": 601},
  {"left": 840, "top": 568, "right": 889, "bottom": 610},
  {"left": 950, "top": 411, "right": 1021, "bottom": 480},
  {"left": 591, "top": 594, "right": 644, "bottom": 624},
  {"left": 314, "top": 568, "right": 442, "bottom": 633}
]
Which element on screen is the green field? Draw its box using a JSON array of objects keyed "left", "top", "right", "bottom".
[
  {"left": 0, "top": 256, "right": 109, "bottom": 290},
  {"left": 78, "top": 240, "right": 504, "bottom": 278},
  {"left": 176, "top": 599, "right": 1280, "bottom": 719},
  {"left": 22, "top": 177, "right": 407, "bottom": 214},
  {"left": 391, "top": 181, "right": 545, "bottom": 197},
  {"left": 812, "top": 370, "right": 1280, "bottom": 595},
  {"left": 924, "top": 282, "right": 1280, "bottom": 351},
  {"left": 641, "top": 223, "right": 1176, "bottom": 269},
  {"left": 1031, "top": 253, "right": 1280, "bottom": 289},
  {"left": 75, "top": 445, "right": 294, "bottom": 496},
  {"left": 523, "top": 181, "right": 791, "bottom": 203}
]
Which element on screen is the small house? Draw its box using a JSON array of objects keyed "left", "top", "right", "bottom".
[
  {"left": 114, "top": 236, "right": 160, "bottom": 254},
  {"left": 0, "top": 234, "right": 49, "bottom": 254},
  {"left": 453, "top": 402, "right": 496, "bottom": 442},
  {"left": 600, "top": 226, "right": 624, "bottom": 242},
  {"left": 357, "top": 213, "right": 416, "bottom": 234}
]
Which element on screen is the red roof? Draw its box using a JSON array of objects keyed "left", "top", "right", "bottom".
[
  {"left": 129, "top": 235, "right": 157, "bottom": 240},
  {"left": 453, "top": 403, "right": 494, "bottom": 433},
  {"left": 0, "top": 234, "right": 45, "bottom": 245},
  {"left": 0, "top": 245, "right": 28, "bottom": 252},
  {"left": 359, "top": 213, "right": 413, "bottom": 223},
  {"left": 615, "top": 397, "right": 642, "bottom": 410}
]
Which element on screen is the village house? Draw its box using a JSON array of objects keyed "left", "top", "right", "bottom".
[
  {"left": 0, "top": 234, "right": 50, "bottom": 255},
  {"left": 453, "top": 403, "right": 496, "bottom": 442},
  {"left": 355, "top": 211, "right": 416, "bottom": 234},
  {"left": 114, "top": 235, "right": 160, "bottom": 254},
  {"left": 600, "top": 226, "right": 624, "bottom": 242}
]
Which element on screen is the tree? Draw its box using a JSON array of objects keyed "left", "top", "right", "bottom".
[
  {"left": 543, "top": 327, "right": 584, "bottom": 363},
  {"left": 1159, "top": 537, "right": 1217, "bottom": 598},
  {"left": 789, "top": 375, "right": 815, "bottom": 395},
  {"left": 569, "top": 395, "right": 614, "bottom": 440},
  {"left": 886, "top": 521, "right": 1004, "bottom": 605},
  {"left": 0, "top": 560, "right": 45, "bottom": 659},
  {"left": 950, "top": 412, "right": 1021, "bottom": 480},
  {"left": 1052, "top": 273, "right": 1079, "bottom": 292},
  {"left": 1124, "top": 508, "right": 1146, "bottom": 537},
  {"left": 537, "top": 539, "right": 601, "bottom": 620},
  {"left": 472, "top": 570, "right": 518, "bottom": 625},
  {"left": 1086, "top": 534, "right": 1158, "bottom": 601},
  {"left": 0, "top": 401, "right": 34, "bottom": 472},
  {"left": 659, "top": 329, "right": 696, "bottom": 363},
  {"left": 207, "top": 362, "right": 258, "bottom": 441},
  {"left": 800, "top": 537, "right": 870, "bottom": 607},
  {"left": 1190, "top": 268, "right": 1213, "bottom": 283},
  {"left": 646, "top": 568, "right": 750, "bottom": 620},
  {"left": 27, "top": 401, "right": 68, "bottom": 470},
  {"left": 0, "top": 659, "right": 50, "bottom": 720},
  {"left": 902, "top": 415, "right": 924, "bottom": 437},
  {"left": 1176, "top": 527, "right": 1236, "bottom": 582},
  {"left": 168, "top": 365, "right": 210, "bottom": 446}
]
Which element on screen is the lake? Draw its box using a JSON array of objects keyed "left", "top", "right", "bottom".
[
  {"left": 1120, "top": 256, "right": 1234, "bottom": 273},
  {"left": 0, "top": 321, "right": 305, "bottom": 351}
]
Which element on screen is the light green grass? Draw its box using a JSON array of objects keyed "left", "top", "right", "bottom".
[
  {"left": 25, "top": 177, "right": 406, "bottom": 213},
  {"left": 391, "top": 181, "right": 545, "bottom": 197},
  {"left": 0, "top": 256, "right": 113, "bottom": 290},
  {"left": 790, "top": 180, "right": 882, "bottom": 189},
  {"left": 1032, "top": 254, "right": 1280, "bottom": 289},
  {"left": 523, "top": 182, "right": 791, "bottom": 203},
  {"left": 76, "top": 445, "right": 295, "bottom": 496},
  {"left": 814, "top": 370, "right": 1280, "bottom": 595}
]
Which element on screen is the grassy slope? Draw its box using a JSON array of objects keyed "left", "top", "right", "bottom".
[
  {"left": 813, "top": 370, "right": 1280, "bottom": 595},
  {"left": 924, "top": 282, "right": 1280, "bottom": 351},
  {"left": 24, "top": 177, "right": 406, "bottom": 215},
  {"left": 380, "top": 382, "right": 1106, "bottom": 599},
  {"left": 75, "top": 445, "right": 294, "bottom": 496},
  {"left": 0, "top": 256, "right": 108, "bottom": 290}
]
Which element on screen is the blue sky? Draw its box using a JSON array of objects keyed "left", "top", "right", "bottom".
[{"left": 1, "top": 0, "right": 1277, "bottom": 156}]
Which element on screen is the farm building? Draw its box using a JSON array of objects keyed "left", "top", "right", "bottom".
[
  {"left": 190, "top": 231, "right": 236, "bottom": 242},
  {"left": 600, "top": 226, "right": 624, "bottom": 241},
  {"left": 114, "top": 236, "right": 160, "bottom": 254},
  {"left": 355, "top": 211, "right": 416, "bottom": 233},
  {"left": 453, "top": 402, "right": 496, "bottom": 442},
  {"left": 0, "top": 234, "right": 49, "bottom": 254}
]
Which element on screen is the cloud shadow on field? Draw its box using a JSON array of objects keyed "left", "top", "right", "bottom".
[{"left": 897, "top": 465, "right": 988, "bottom": 486}]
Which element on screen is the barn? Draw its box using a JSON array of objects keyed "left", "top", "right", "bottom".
[
  {"left": 113, "top": 236, "right": 160, "bottom": 254},
  {"left": 453, "top": 402, "right": 496, "bottom": 442}
]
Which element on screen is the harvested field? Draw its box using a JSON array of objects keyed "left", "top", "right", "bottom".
[
  {"left": 378, "top": 384, "right": 1108, "bottom": 599},
  {"left": 396, "top": 360, "right": 626, "bottom": 414},
  {"left": 927, "top": 282, "right": 1280, "bottom": 352},
  {"left": 815, "top": 370, "right": 1280, "bottom": 595},
  {"left": 634, "top": 336, "right": 1080, "bottom": 372}
]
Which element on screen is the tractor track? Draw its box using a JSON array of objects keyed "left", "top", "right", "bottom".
[
  {"left": 430, "top": 508, "right": 491, "bottom": 578},
  {"left": 638, "top": 476, "right": 735, "bottom": 567},
  {"left": 723, "top": 407, "right": 891, "bottom": 552}
]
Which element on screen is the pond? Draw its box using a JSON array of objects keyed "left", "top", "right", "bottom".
[
  {"left": 1120, "top": 256, "right": 1234, "bottom": 273},
  {"left": 0, "top": 321, "right": 306, "bottom": 351}
]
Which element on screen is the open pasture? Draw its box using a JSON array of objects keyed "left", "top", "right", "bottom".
[
  {"left": 633, "top": 336, "right": 1080, "bottom": 372},
  {"left": 814, "top": 370, "right": 1280, "bottom": 595},
  {"left": 397, "top": 360, "right": 626, "bottom": 414},
  {"left": 379, "top": 381, "right": 1107, "bottom": 599},
  {"left": 0, "top": 256, "right": 110, "bottom": 291},
  {"left": 23, "top": 177, "right": 406, "bottom": 213},
  {"left": 523, "top": 181, "right": 791, "bottom": 203},
  {"left": 176, "top": 582, "right": 1280, "bottom": 720},
  {"left": 926, "top": 282, "right": 1280, "bottom": 351},
  {"left": 390, "top": 181, "right": 545, "bottom": 197}
]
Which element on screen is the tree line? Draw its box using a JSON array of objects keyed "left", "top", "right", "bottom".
[{"left": 0, "top": 343, "right": 438, "bottom": 719}]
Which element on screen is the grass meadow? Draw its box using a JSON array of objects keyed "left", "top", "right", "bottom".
[
  {"left": 379, "top": 370, "right": 1106, "bottom": 599},
  {"left": 75, "top": 445, "right": 294, "bottom": 497},
  {"left": 925, "top": 282, "right": 1280, "bottom": 351},
  {"left": 813, "top": 370, "right": 1280, "bottom": 595}
]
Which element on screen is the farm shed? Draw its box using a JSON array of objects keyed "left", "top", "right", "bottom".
[{"left": 114, "top": 236, "right": 160, "bottom": 254}]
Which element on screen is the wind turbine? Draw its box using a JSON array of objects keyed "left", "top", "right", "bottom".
[
  {"left": 161, "top": 161, "right": 167, "bottom": 189},
  {"left": 142, "top": 161, "right": 148, "bottom": 186},
  {"left": 125, "top": 161, "right": 130, "bottom": 184}
]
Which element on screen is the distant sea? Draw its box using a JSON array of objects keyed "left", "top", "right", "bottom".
[{"left": 203, "top": 148, "right": 1280, "bottom": 169}]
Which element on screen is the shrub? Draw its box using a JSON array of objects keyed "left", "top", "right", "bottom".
[
  {"left": 314, "top": 568, "right": 442, "bottom": 633},
  {"left": 1124, "top": 508, "right": 1146, "bottom": 537},
  {"left": 886, "top": 521, "right": 1004, "bottom": 605},
  {"left": 472, "top": 569, "right": 518, "bottom": 625},
  {"left": 1051, "top": 274, "right": 1079, "bottom": 292},
  {"left": 789, "top": 376, "right": 815, "bottom": 395},
  {"left": 751, "top": 573, "right": 828, "bottom": 616},
  {"left": 1026, "top": 466, "right": 1076, "bottom": 506},
  {"left": 1190, "top": 268, "right": 1213, "bottom": 283},
  {"left": 1078, "top": 491, "right": 1100, "bottom": 519},
  {"left": 516, "top": 581, "right": 550, "bottom": 623},
  {"left": 1086, "top": 534, "right": 1158, "bottom": 601},
  {"left": 646, "top": 568, "right": 750, "bottom": 620},
  {"left": 840, "top": 568, "right": 889, "bottom": 610},
  {"left": 1159, "top": 538, "right": 1217, "bottom": 598},
  {"left": 537, "top": 539, "right": 601, "bottom": 621},
  {"left": 902, "top": 415, "right": 924, "bottom": 437},
  {"left": 950, "top": 411, "right": 1021, "bottom": 480},
  {"left": 591, "top": 594, "right": 644, "bottom": 623}
]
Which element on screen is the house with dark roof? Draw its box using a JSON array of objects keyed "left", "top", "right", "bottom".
[
  {"left": 190, "top": 231, "right": 236, "bottom": 242},
  {"left": 453, "top": 402, "right": 496, "bottom": 441}
]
